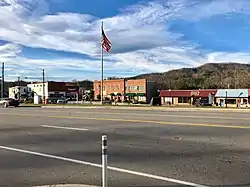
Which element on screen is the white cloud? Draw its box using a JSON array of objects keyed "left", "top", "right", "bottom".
[
  {"left": 0, "top": 43, "right": 21, "bottom": 58},
  {"left": 1, "top": 0, "right": 250, "bottom": 81},
  {"left": 206, "top": 52, "right": 250, "bottom": 63},
  {"left": 176, "top": 0, "right": 250, "bottom": 21}
]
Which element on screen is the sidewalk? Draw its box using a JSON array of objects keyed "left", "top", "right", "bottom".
[
  {"left": 34, "top": 184, "right": 98, "bottom": 187},
  {"left": 41, "top": 105, "right": 250, "bottom": 112}
]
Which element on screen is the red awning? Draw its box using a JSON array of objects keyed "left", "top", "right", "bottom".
[{"left": 160, "top": 89, "right": 217, "bottom": 97}]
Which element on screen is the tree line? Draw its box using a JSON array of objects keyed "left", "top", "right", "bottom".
[{"left": 3, "top": 63, "right": 250, "bottom": 92}]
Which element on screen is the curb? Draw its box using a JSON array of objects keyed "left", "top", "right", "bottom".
[
  {"left": 34, "top": 184, "right": 98, "bottom": 187},
  {"left": 40, "top": 105, "right": 250, "bottom": 112},
  {"left": 41, "top": 106, "right": 106, "bottom": 109}
]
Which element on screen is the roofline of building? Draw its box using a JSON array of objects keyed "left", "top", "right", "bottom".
[
  {"left": 160, "top": 89, "right": 217, "bottom": 91},
  {"left": 27, "top": 81, "right": 67, "bottom": 84},
  {"left": 93, "top": 78, "right": 149, "bottom": 82},
  {"left": 94, "top": 79, "right": 125, "bottom": 82}
]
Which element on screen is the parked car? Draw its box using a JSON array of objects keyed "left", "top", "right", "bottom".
[
  {"left": 194, "top": 98, "right": 212, "bottom": 107},
  {"left": 46, "top": 98, "right": 58, "bottom": 104},
  {"left": 57, "top": 98, "right": 68, "bottom": 104},
  {"left": 0, "top": 98, "right": 20, "bottom": 108}
]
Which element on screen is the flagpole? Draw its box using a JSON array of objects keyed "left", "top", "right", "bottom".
[{"left": 101, "top": 21, "right": 104, "bottom": 105}]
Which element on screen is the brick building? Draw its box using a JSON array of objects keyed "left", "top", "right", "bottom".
[
  {"left": 93, "top": 79, "right": 157, "bottom": 103},
  {"left": 93, "top": 79, "right": 125, "bottom": 101},
  {"left": 125, "top": 79, "right": 157, "bottom": 103}
]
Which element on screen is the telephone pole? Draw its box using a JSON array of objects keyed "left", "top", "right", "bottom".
[
  {"left": 1, "top": 63, "right": 4, "bottom": 98},
  {"left": 18, "top": 76, "right": 21, "bottom": 100},
  {"left": 42, "top": 69, "right": 45, "bottom": 104}
]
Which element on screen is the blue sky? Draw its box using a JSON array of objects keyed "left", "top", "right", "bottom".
[{"left": 1, "top": 0, "right": 250, "bottom": 81}]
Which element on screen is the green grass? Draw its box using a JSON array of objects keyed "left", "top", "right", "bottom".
[{"left": 19, "top": 103, "right": 44, "bottom": 107}]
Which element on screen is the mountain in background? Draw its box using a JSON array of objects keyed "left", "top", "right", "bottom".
[
  {"left": 130, "top": 63, "right": 250, "bottom": 90},
  {"left": 3, "top": 63, "right": 250, "bottom": 91}
]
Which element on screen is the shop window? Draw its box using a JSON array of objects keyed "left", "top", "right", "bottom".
[
  {"left": 164, "top": 97, "right": 171, "bottom": 103},
  {"left": 138, "top": 96, "right": 146, "bottom": 101},
  {"left": 139, "top": 86, "right": 144, "bottom": 91},
  {"left": 199, "top": 97, "right": 208, "bottom": 103},
  {"left": 178, "top": 97, "right": 190, "bottom": 103},
  {"left": 226, "top": 99, "right": 236, "bottom": 104}
]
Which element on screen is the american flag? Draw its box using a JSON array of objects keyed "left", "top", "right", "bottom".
[{"left": 101, "top": 27, "right": 111, "bottom": 53}]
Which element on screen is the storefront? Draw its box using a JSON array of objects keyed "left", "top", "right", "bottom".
[
  {"left": 108, "top": 92, "right": 122, "bottom": 101},
  {"left": 160, "top": 89, "right": 217, "bottom": 106},
  {"left": 215, "top": 89, "right": 249, "bottom": 107},
  {"left": 123, "top": 93, "right": 147, "bottom": 103}
]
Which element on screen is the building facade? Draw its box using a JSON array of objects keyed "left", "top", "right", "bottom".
[
  {"left": 125, "top": 79, "right": 157, "bottom": 103},
  {"left": 93, "top": 79, "right": 157, "bottom": 103},
  {"left": 215, "top": 89, "right": 248, "bottom": 107},
  {"left": 27, "top": 81, "right": 79, "bottom": 100},
  {"left": 160, "top": 88, "right": 250, "bottom": 107},
  {"left": 27, "top": 82, "right": 50, "bottom": 99},
  {"left": 93, "top": 79, "right": 125, "bottom": 101},
  {"left": 160, "top": 89, "right": 217, "bottom": 106},
  {"left": 8, "top": 86, "right": 30, "bottom": 99}
]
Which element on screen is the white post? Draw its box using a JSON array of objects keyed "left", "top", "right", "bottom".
[{"left": 102, "top": 135, "right": 108, "bottom": 187}]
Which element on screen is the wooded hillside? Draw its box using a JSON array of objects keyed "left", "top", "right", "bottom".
[
  {"left": 131, "top": 63, "right": 250, "bottom": 90},
  {"left": 3, "top": 63, "right": 250, "bottom": 91}
]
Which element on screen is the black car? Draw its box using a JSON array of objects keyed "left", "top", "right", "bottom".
[{"left": 0, "top": 98, "right": 20, "bottom": 108}]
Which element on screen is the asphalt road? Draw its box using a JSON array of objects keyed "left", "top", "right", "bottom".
[{"left": 0, "top": 107, "right": 250, "bottom": 187}]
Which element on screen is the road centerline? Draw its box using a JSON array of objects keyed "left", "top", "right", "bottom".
[
  {"left": 0, "top": 145, "right": 210, "bottom": 187},
  {"left": 17, "top": 109, "right": 250, "bottom": 121},
  {"left": 1, "top": 112, "right": 250, "bottom": 129}
]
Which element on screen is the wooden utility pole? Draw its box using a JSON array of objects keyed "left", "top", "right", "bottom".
[
  {"left": 18, "top": 76, "right": 21, "bottom": 99},
  {"left": 42, "top": 69, "right": 45, "bottom": 104},
  {"left": 1, "top": 63, "right": 4, "bottom": 98}
]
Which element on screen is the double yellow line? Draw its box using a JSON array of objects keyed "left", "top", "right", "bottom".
[
  {"left": 18, "top": 109, "right": 250, "bottom": 121},
  {"left": 1, "top": 112, "right": 250, "bottom": 130}
]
